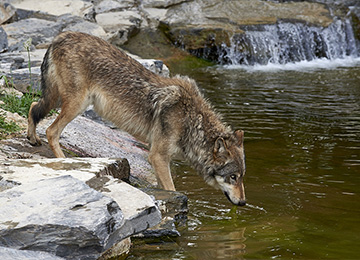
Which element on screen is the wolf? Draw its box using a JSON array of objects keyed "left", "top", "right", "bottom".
[{"left": 27, "top": 31, "right": 246, "bottom": 206}]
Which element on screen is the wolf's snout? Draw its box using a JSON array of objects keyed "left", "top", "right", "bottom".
[{"left": 224, "top": 191, "right": 246, "bottom": 206}]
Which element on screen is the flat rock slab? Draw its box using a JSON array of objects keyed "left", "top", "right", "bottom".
[
  {"left": 0, "top": 158, "right": 162, "bottom": 259},
  {"left": 36, "top": 115, "right": 158, "bottom": 186}
]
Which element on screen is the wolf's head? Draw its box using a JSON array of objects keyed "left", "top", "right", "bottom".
[{"left": 210, "top": 130, "right": 246, "bottom": 206}]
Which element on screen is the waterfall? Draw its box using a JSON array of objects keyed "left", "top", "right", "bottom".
[{"left": 218, "top": 18, "right": 359, "bottom": 66}]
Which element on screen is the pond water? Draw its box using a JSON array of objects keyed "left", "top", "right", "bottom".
[{"left": 128, "top": 59, "right": 360, "bottom": 259}]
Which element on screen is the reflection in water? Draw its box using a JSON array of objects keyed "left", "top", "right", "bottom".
[
  {"left": 185, "top": 225, "right": 246, "bottom": 259},
  {"left": 128, "top": 62, "right": 360, "bottom": 259}
]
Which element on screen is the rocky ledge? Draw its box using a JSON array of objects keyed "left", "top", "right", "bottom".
[{"left": 0, "top": 158, "right": 161, "bottom": 259}]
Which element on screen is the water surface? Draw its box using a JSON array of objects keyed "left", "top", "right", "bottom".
[{"left": 129, "top": 60, "right": 360, "bottom": 259}]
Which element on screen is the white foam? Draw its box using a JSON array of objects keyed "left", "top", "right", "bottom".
[{"left": 223, "top": 56, "right": 360, "bottom": 72}]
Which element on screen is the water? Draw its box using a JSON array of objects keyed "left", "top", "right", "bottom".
[
  {"left": 127, "top": 58, "right": 360, "bottom": 259},
  {"left": 217, "top": 19, "right": 359, "bottom": 65}
]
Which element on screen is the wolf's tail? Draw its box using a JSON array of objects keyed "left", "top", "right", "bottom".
[{"left": 29, "top": 47, "right": 59, "bottom": 125}]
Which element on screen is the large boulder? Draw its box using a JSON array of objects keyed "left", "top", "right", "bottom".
[{"left": 0, "top": 157, "right": 162, "bottom": 259}]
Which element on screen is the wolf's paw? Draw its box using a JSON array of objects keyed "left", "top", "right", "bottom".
[{"left": 27, "top": 135, "right": 42, "bottom": 146}]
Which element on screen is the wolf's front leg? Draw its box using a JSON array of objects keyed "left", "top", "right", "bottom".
[{"left": 148, "top": 150, "right": 176, "bottom": 191}]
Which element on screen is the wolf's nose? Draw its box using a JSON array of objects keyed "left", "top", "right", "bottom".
[{"left": 238, "top": 200, "right": 246, "bottom": 206}]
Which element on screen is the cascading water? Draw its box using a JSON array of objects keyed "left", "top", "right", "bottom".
[{"left": 218, "top": 18, "right": 360, "bottom": 66}]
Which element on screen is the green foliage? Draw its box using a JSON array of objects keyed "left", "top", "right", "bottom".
[
  {"left": 1, "top": 75, "right": 11, "bottom": 88},
  {"left": 0, "top": 38, "right": 57, "bottom": 120},
  {"left": 0, "top": 38, "right": 41, "bottom": 138},
  {"left": 0, "top": 111, "right": 20, "bottom": 139},
  {"left": 0, "top": 89, "right": 41, "bottom": 118}
]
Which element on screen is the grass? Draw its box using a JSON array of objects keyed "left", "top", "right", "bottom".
[
  {"left": 0, "top": 68, "right": 42, "bottom": 118},
  {"left": 0, "top": 111, "right": 20, "bottom": 139},
  {"left": 0, "top": 38, "right": 44, "bottom": 138}
]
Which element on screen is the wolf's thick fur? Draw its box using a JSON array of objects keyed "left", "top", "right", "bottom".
[{"left": 27, "top": 31, "right": 246, "bottom": 205}]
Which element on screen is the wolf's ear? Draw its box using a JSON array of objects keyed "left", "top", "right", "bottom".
[
  {"left": 214, "top": 137, "right": 229, "bottom": 160},
  {"left": 234, "top": 130, "right": 244, "bottom": 147}
]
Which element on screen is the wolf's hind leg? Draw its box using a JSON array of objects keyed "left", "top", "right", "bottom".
[
  {"left": 27, "top": 83, "right": 60, "bottom": 146},
  {"left": 46, "top": 97, "right": 88, "bottom": 158}
]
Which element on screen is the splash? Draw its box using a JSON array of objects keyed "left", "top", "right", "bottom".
[
  {"left": 218, "top": 18, "right": 360, "bottom": 69},
  {"left": 224, "top": 56, "right": 360, "bottom": 72}
]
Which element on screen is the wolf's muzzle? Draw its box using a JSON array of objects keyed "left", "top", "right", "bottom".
[{"left": 224, "top": 191, "right": 246, "bottom": 206}]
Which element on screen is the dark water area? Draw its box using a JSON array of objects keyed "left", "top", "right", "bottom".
[{"left": 128, "top": 60, "right": 360, "bottom": 259}]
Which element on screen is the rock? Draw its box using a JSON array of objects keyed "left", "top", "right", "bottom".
[
  {"left": 0, "top": 174, "right": 124, "bottom": 259},
  {"left": 0, "top": 27, "right": 8, "bottom": 53},
  {"left": 0, "top": 49, "right": 43, "bottom": 92},
  {"left": 98, "top": 238, "right": 131, "bottom": 260},
  {"left": 0, "top": 157, "right": 162, "bottom": 259},
  {"left": 120, "top": 28, "right": 186, "bottom": 60},
  {"left": 142, "top": 0, "right": 189, "bottom": 8},
  {"left": 0, "top": 3, "right": 16, "bottom": 25},
  {"left": 152, "top": 0, "right": 360, "bottom": 64},
  {"left": 163, "top": 0, "right": 333, "bottom": 28},
  {"left": 95, "top": 10, "right": 142, "bottom": 44},
  {"left": 136, "top": 58, "right": 170, "bottom": 77},
  {"left": 157, "top": 0, "right": 336, "bottom": 62},
  {"left": 0, "top": 108, "right": 27, "bottom": 130},
  {"left": 139, "top": 188, "right": 188, "bottom": 237},
  {"left": 2, "top": 18, "right": 62, "bottom": 51},
  {"left": 37, "top": 114, "right": 157, "bottom": 186},
  {"left": 9, "top": 0, "right": 93, "bottom": 17},
  {"left": 63, "top": 20, "right": 108, "bottom": 39},
  {"left": 0, "top": 246, "right": 65, "bottom": 260},
  {"left": 96, "top": 10, "right": 142, "bottom": 32},
  {"left": 95, "top": 0, "right": 134, "bottom": 14}
]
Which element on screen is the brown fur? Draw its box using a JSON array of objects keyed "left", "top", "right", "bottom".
[{"left": 27, "top": 31, "right": 246, "bottom": 205}]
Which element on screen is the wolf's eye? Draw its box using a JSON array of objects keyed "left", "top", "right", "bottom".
[{"left": 230, "top": 174, "right": 237, "bottom": 180}]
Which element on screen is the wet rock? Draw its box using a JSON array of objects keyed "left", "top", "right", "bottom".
[
  {"left": 0, "top": 158, "right": 162, "bottom": 259},
  {"left": 98, "top": 237, "right": 131, "bottom": 260},
  {"left": 139, "top": 188, "right": 188, "bottom": 237}
]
